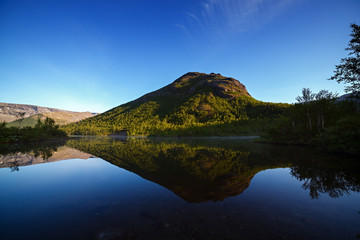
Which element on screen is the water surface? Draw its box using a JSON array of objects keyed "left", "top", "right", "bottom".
[{"left": 0, "top": 137, "right": 359, "bottom": 240}]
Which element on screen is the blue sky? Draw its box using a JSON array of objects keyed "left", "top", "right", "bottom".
[{"left": 1, "top": 0, "right": 359, "bottom": 112}]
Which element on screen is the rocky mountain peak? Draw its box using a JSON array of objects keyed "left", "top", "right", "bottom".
[{"left": 137, "top": 72, "right": 251, "bottom": 102}]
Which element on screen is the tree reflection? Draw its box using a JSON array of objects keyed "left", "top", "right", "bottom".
[
  {"left": 9, "top": 160, "right": 19, "bottom": 172},
  {"left": 290, "top": 156, "right": 360, "bottom": 199},
  {"left": 0, "top": 139, "right": 66, "bottom": 156},
  {"left": 33, "top": 146, "right": 58, "bottom": 160},
  {"left": 0, "top": 140, "right": 67, "bottom": 171}
]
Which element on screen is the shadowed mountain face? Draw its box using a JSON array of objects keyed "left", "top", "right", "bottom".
[{"left": 0, "top": 102, "right": 96, "bottom": 126}]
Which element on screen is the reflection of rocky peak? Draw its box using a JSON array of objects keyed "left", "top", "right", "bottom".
[
  {"left": 144, "top": 170, "right": 254, "bottom": 203},
  {"left": 66, "top": 138, "right": 284, "bottom": 202},
  {"left": 0, "top": 146, "right": 94, "bottom": 169}
]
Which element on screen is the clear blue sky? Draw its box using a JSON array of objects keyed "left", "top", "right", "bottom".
[{"left": 1, "top": 0, "right": 359, "bottom": 112}]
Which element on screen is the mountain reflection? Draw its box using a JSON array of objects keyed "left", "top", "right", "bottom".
[
  {"left": 66, "top": 137, "right": 360, "bottom": 202},
  {"left": 0, "top": 140, "right": 93, "bottom": 170},
  {"left": 67, "top": 137, "right": 286, "bottom": 202},
  {"left": 1, "top": 137, "right": 359, "bottom": 202}
]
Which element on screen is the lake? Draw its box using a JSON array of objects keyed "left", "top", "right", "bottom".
[{"left": 0, "top": 137, "right": 359, "bottom": 240}]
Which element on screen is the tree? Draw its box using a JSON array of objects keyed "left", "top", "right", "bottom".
[
  {"left": 296, "top": 88, "right": 315, "bottom": 131},
  {"left": 16, "top": 112, "right": 26, "bottom": 128},
  {"left": 329, "top": 23, "right": 360, "bottom": 95},
  {"left": 43, "top": 117, "right": 55, "bottom": 128},
  {"left": 314, "top": 90, "right": 338, "bottom": 132}
]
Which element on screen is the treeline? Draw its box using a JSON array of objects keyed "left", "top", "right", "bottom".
[
  {"left": 63, "top": 94, "right": 289, "bottom": 136},
  {"left": 0, "top": 117, "right": 67, "bottom": 143},
  {"left": 266, "top": 88, "right": 360, "bottom": 154}
]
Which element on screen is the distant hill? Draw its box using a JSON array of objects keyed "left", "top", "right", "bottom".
[
  {"left": 65, "top": 72, "right": 289, "bottom": 136},
  {"left": 336, "top": 93, "right": 360, "bottom": 103},
  {"left": 0, "top": 102, "right": 96, "bottom": 127}
]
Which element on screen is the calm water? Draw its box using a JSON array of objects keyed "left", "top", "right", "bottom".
[{"left": 0, "top": 137, "right": 359, "bottom": 240}]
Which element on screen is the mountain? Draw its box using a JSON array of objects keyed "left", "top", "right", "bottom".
[
  {"left": 134, "top": 72, "right": 251, "bottom": 102},
  {"left": 336, "top": 93, "right": 360, "bottom": 104},
  {"left": 65, "top": 72, "right": 289, "bottom": 136},
  {"left": 0, "top": 102, "right": 96, "bottom": 127}
]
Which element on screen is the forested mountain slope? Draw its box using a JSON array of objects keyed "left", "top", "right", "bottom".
[{"left": 65, "top": 72, "right": 289, "bottom": 135}]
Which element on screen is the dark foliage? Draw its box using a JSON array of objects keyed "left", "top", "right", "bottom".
[
  {"left": 266, "top": 88, "right": 360, "bottom": 154},
  {"left": 330, "top": 23, "right": 360, "bottom": 95},
  {"left": 0, "top": 117, "right": 67, "bottom": 143}
]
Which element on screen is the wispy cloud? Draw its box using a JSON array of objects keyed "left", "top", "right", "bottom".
[
  {"left": 175, "top": 24, "right": 190, "bottom": 35},
  {"left": 180, "top": 0, "right": 297, "bottom": 36}
]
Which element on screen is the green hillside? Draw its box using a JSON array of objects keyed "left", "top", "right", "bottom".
[{"left": 64, "top": 72, "right": 289, "bottom": 136}]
